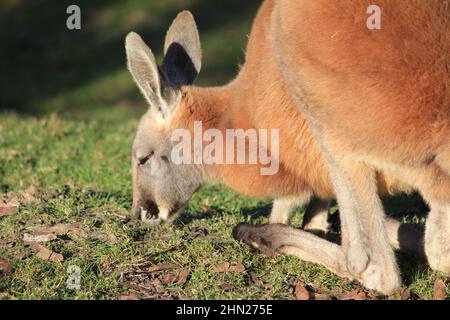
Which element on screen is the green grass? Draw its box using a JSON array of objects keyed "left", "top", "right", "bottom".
[
  {"left": 0, "top": 0, "right": 448, "bottom": 300},
  {"left": 0, "top": 113, "right": 447, "bottom": 300}
]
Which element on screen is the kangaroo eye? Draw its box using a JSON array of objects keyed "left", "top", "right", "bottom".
[{"left": 138, "top": 151, "right": 154, "bottom": 166}]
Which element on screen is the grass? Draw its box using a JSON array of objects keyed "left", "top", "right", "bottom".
[
  {"left": 0, "top": 114, "right": 447, "bottom": 300},
  {"left": 0, "top": 0, "right": 448, "bottom": 300}
]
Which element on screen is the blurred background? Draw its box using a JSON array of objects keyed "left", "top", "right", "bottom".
[
  {"left": 0, "top": 0, "right": 261, "bottom": 120},
  {"left": 0, "top": 0, "right": 261, "bottom": 193}
]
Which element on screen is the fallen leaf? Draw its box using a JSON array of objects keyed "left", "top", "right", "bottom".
[
  {"left": 29, "top": 223, "right": 80, "bottom": 235},
  {"left": 0, "top": 259, "right": 12, "bottom": 275},
  {"left": 150, "top": 279, "right": 162, "bottom": 287},
  {"left": 1, "top": 194, "right": 20, "bottom": 208},
  {"left": 1, "top": 186, "right": 38, "bottom": 215},
  {"left": 23, "top": 232, "right": 57, "bottom": 243},
  {"left": 147, "top": 264, "right": 179, "bottom": 273},
  {"left": 0, "top": 206, "right": 19, "bottom": 217},
  {"left": 25, "top": 242, "right": 64, "bottom": 262},
  {"left": 433, "top": 279, "right": 446, "bottom": 300},
  {"left": 209, "top": 262, "right": 230, "bottom": 273},
  {"left": 400, "top": 288, "right": 411, "bottom": 300},
  {"left": 162, "top": 273, "right": 178, "bottom": 284},
  {"left": 209, "top": 262, "right": 245, "bottom": 273},
  {"left": 176, "top": 269, "right": 189, "bottom": 285},
  {"left": 353, "top": 291, "right": 366, "bottom": 300},
  {"left": 294, "top": 283, "right": 310, "bottom": 300},
  {"left": 229, "top": 264, "right": 246, "bottom": 273},
  {"left": 116, "top": 294, "right": 140, "bottom": 300},
  {"left": 36, "top": 248, "right": 64, "bottom": 262},
  {"left": 155, "top": 285, "right": 166, "bottom": 294}
]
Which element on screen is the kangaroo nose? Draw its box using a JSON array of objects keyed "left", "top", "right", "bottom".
[
  {"left": 134, "top": 201, "right": 161, "bottom": 225},
  {"left": 135, "top": 206, "right": 159, "bottom": 219}
]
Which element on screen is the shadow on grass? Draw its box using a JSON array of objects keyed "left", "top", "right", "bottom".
[
  {"left": 45, "top": 185, "right": 432, "bottom": 286},
  {"left": 174, "top": 211, "right": 212, "bottom": 227},
  {"left": 237, "top": 192, "right": 430, "bottom": 286},
  {"left": 237, "top": 192, "right": 429, "bottom": 224},
  {"left": 240, "top": 203, "right": 273, "bottom": 221},
  {"left": 0, "top": 0, "right": 261, "bottom": 116}
]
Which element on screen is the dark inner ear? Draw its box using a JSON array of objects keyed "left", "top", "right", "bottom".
[{"left": 162, "top": 42, "right": 199, "bottom": 87}]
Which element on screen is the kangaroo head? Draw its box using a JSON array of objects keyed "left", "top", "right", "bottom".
[{"left": 126, "top": 11, "right": 204, "bottom": 225}]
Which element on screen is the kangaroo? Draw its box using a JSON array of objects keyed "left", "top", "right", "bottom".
[
  {"left": 126, "top": 1, "right": 448, "bottom": 294},
  {"left": 126, "top": 12, "right": 414, "bottom": 232},
  {"left": 234, "top": 0, "right": 449, "bottom": 294}
]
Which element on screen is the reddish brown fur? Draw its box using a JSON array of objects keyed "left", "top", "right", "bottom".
[{"left": 169, "top": 0, "right": 414, "bottom": 201}]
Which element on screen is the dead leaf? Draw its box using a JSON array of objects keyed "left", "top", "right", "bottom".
[
  {"left": 25, "top": 242, "right": 64, "bottom": 262},
  {"left": 1, "top": 186, "right": 38, "bottom": 215},
  {"left": 151, "top": 279, "right": 166, "bottom": 294},
  {"left": 433, "top": 279, "right": 446, "bottom": 300},
  {"left": 294, "top": 283, "right": 310, "bottom": 300},
  {"left": 36, "top": 248, "right": 64, "bottom": 262},
  {"left": 116, "top": 294, "right": 140, "bottom": 300},
  {"left": 400, "top": 288, "right": 411, "bottom": 300},
  {"left": 209, "top": 262, "right": 230, "bottom": 273},
  {"left": 0, "top": 259, "right": 12, "bottom": 275},
  {"left": 1, "top": 194, "right": 20, "bottom": 208},
  {"left": 0, "top": 206, "right": 19, "bottom": 217},
  {"left": 176, "top": 269, "right": 189, "bottom": 285},
  {"left": 155, "top": 285, "right": 165, "bottom": 294},
  {"left": 209, "top": 262, "right": 245, "bottom": 273},
  {"left": 150, "top": 279, "right": 162, "bottom": 287},
  {"left": 161, "top": 268, "right": 189, "bottom": 285},
  {"left": 24, "top": 223, "right": 117, "bottom": 244},
  {"left": 23, "top": 232, "right": 57, "bottom": 243},
  {"left": 147, "top": 264, "right": 179, "bottom": 273},
  {"left": 229, "top": 264, "right": 246, "bottom": 273},
  {"left": 353, "top": 291, "right": 366, "bottom": 300},
  {"left": 162, "top": 273, "right": 178, "bottom": 284}
]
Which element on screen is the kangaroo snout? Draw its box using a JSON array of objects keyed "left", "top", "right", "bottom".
[
  {"left": 133, "top": 200, "right": 163, "bottom": 225},
  {"left": 133, "top": 197, "right": 185, "bottom": 226}
]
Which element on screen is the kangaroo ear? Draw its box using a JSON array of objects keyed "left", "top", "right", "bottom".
[
  {"left": 126, "top": 32, "right": 163, "bottom": 107},
  {"left": 126, "top": 32, "right": 178, "bottom": 118},
  {"left": 162, "top": 11, "right": 202, "bottom": 86}
]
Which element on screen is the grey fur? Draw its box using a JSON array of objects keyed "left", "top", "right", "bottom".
[{"left": 126, "top": 13, "right": 204, "bottom": 224}]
